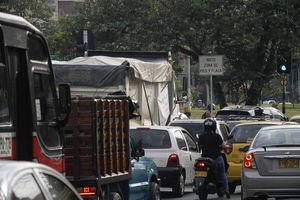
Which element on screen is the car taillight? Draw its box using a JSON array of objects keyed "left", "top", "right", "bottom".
[
  {"left": 194, "top": 161, "right": 206, "bottom": 169},
  {"left": 244, "top": 152, "right": 256, "bottom": 169},
  {"left": 167, "top": 154, "right": 180, "bottom": 167},
  {"left": 78, "top": 186, "right": 97, "bottom": 196}
]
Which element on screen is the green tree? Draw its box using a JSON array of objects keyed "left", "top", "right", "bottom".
[
  {"left": 45, "top": 15, "right": 77, "bottom": 60},
  {"left": 44, "top": 0, "right": 300, "bottom": 106},
  {"left": 0, "top": 0, "right": 52, "bottom": 32}
]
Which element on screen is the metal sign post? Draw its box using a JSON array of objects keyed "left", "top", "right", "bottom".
[
  {"left": 281, "top": 75, "right": 287, "bottom": 114},
  {"left": 199, "top": 55, "right": 224, "bottom": 115}
]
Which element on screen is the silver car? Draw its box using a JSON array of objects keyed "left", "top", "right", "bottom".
[
  {"left": 0, "top": 160, "right": 83, "bottom": 200},
  {"left": 241, "top": 125, "right": 300, "bottom": 199}
]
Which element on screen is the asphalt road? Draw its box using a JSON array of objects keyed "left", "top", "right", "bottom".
[
  {"left": 161, "top": 186, "right": 299, "bottom": 200},
  {"left": 161, "top": 185, "right": 242, "bottom": 200}
]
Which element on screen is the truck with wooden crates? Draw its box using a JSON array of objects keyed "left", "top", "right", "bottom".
[{"left": 64, "top": 97, "right": 131, "bottom": 199}]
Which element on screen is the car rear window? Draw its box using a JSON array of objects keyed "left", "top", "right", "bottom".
[
  {"left": 168, "top": 122, "right": 204, "bottom": 140},
  {"left": 252, "top": 128, "right": 300, "bottom": 148},
  {"left": 216, "top": 110, "right": 251, "bottom": 121},
  {"left": 230, "top": 124, "right": 274, "bottom": 143},
  {"left": 130, "top": 129, "right": 171, "bottom": 149}
]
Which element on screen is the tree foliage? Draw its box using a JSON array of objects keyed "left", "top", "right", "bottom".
[
  {"left": 1, "top": 0, "right": 299, "bottom": 105},
  {"left": 0, "top": 0, "right": 52, "bottom": 31},
  {"left": 45, "top": 16, "right": 77, "bottom": 60}
]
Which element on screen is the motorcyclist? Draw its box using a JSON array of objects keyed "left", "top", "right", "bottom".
[{"left": 198, "top": 118, "right": 230, "bottom": 198}]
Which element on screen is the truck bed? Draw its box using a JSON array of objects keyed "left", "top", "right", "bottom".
[{"left": 64, "top": 98, "right": 131, "bottom": 184}]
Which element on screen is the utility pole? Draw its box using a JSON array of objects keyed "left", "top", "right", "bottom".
[
  {"left": 183, "top": 54, "right": 191, "bottom": 118},
  {"left": 282, "top": 75, "right": 287, "bottom": 114},
  {"left": 83, "top": 30, "right": 88, "bottom": 57}
]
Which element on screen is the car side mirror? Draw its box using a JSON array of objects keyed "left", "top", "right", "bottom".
[
  {"left": 58, "top": 84, "right": 71, "bottom": 126},
  {"left": 132, "top": 139, "right": 144, "bottom": 161},
  {"left": 59, "top": 84, "right": 71, "bottom": 114},
  {"left": 239, "top": 145, "right": 250, "bottom": 153},
  {"left": 135, "top": 148, "right": 145, "bottom": 157}
]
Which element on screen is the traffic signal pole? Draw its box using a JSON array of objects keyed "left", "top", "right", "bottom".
[{"left": 282, "top": 75, "right": 287, "bottom": 114}]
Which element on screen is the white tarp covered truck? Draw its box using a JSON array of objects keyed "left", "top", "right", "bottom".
[{"left": 53, "top": 51, "right": 182, "bottom": 127}]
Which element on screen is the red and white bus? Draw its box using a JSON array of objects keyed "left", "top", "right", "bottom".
[{"left": 0, "top": 12, "right": 70, "bottom": 173}]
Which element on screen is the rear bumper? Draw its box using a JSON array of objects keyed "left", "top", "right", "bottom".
[
  {"left": 242, "top": 169, "right": 300, "bottom": 198},
  {"left": 157, "top": 166, "right": 182, "bottom": 187},
  {"left": 227, "top": 162, "right": 242, "bottom": 184}
]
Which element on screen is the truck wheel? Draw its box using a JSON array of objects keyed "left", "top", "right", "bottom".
[
  {"left": 148, "top": 182, "right": 160, "bottom": 200},
  {"left": 109, "top": 192, "right": 122, "bottom": 200},
  {"left": 229, "top": 183, "right": 236, "bottom": 194},
  {"left": 172, "top": 173, "right": 185, "bottom": 197}
]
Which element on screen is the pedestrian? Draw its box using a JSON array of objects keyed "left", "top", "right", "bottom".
[
  {"left": 198, "top": 118, "right": 231, "bottom": 198},
  {"left": 201, "top": 104, "right": 215, "bottom": 119}
]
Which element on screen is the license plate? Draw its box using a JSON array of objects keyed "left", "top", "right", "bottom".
[
  {"left": 279, "top": 159, "right": 299, "bottom": 168},
  {"left": 195, "top": 171, "right": 207, "bottom": 177}
]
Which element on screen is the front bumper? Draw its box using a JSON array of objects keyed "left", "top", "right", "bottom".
[
  {"left": 242, "top": 169, "right": 300, "bottom": 199},
  {"left": 157, "top": 166, "right": 182, "bottom": 187}
]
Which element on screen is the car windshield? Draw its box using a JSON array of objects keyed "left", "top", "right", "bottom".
[
  {"left": 252, "top": 128, "right": 300, "bottom": 148},
  {"left": 230, "top": 124, "right": 274, "bottom": 143},
  {"left": 130, "top": 129, "right": 171, "bottom": 149},
  {"left": 168, "top": 122, "right": 204, "bottom": 140}
]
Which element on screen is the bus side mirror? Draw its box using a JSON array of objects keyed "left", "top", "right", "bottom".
[{"left": 58, "top": 84, "right": 71, "bottom": 115}]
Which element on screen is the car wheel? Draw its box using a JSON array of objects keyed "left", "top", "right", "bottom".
[
  {"left": 109, "top": 192, "right": 122, "bottom": 200},
  {"left": 229, "top": 183, "right": 236, "bottom": 194},
  {"left": 172, "top": 173, "right": 185, "bottom": 197},
  {"left": 148, "top": 182, "right": 160, "bottom": 200}
]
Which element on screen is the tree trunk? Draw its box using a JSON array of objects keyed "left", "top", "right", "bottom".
[
  {"left": 246, "top": 81, "right": 263, "bottom": 105},
  {"left": 213, "top": 81, "right": 227, "bottom": 109}
]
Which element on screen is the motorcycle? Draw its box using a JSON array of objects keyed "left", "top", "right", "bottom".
[{"left": 193, "top": 156, "right": 230, "bottom": 200}]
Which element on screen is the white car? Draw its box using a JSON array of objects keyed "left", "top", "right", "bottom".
[{"left": 130, "top": 126, "right": 200, "bottom": 197}]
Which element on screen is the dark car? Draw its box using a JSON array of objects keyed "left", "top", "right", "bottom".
[
  {"left": 0, "top": 160, "right": 82, "bottom": 200},
  {"left": 216, "top": 105, "right": 288, "bottom": 121},
  {"left": 168, "top": 119, "right": 230, "bottom": 142}
]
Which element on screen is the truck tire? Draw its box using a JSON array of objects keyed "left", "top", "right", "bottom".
[
  {"left": 148, "top": 182, "right": 160, "bottom": 200},
  {"left": 109, "top": 192, "right": 122, "bottom": 200},
  {"left": 172, "top": 173, "right": 185, "bottom": 197}
]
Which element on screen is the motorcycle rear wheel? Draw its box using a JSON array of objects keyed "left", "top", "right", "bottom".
[
  {"left": 198, "top": 191, "right": 208, "bottom": 200},
  {"left": 217, "top": 190, "right": 224, "bottom": 197}
]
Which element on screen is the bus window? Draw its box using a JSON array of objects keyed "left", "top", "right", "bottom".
[
  {"left": 34, "top": 73, "right": 60, "bottom": 150},
  {"left": 0, "top": 30, "right": 9, "bottom": 123},
  {"left": 28, "top": 35, "right": 47, "bottom": 61},
  {"left": 0, "top": 67, "right": 9, "bottom": 123},
  {"left": 34, "top": 73, "right": 56, "bottom": 122}
]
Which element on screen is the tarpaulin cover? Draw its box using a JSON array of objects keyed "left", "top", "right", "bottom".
[{"left": 52, "top": 55, "right": 173, "bottom": 86}]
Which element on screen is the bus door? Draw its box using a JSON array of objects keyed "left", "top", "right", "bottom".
[{"left": 28, "top": 34, "right": 64, "bottom": 172}]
